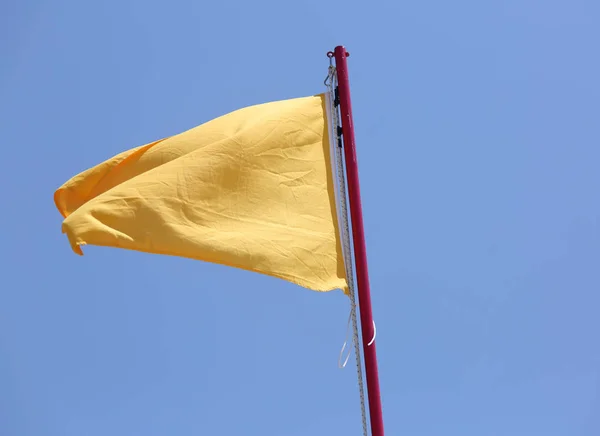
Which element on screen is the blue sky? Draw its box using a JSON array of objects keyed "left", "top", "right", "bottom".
[{"left": 1, "top": 0, "right": 599, "bottom": 435}]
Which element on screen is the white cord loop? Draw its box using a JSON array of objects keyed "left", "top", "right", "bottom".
[{"left": 368, "top": 320, "right": 377, "bottom": 346}]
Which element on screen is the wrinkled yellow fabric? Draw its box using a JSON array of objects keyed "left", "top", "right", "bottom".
[{"left": 54, "top": 94, "right": 348, "bottom": 293}]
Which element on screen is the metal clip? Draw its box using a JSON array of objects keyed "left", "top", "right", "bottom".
[{"left": 324, "top": 51, "right": 336, "bottom": 86}]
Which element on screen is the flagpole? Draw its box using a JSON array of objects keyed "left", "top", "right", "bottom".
[{"left": 333, "top": 46, "right": 384, "bottom": 436}]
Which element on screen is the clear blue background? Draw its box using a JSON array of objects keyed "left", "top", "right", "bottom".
[{"left": 1, "top": 1, "right": 599, "bottom": 435}]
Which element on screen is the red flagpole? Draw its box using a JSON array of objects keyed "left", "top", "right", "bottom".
[{"left": 333, "top": 46, "right": 384, "bottom": 436}]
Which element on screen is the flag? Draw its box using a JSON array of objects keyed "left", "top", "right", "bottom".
[{"left": 54, "top": 94, "right": 348, "bottom": 293}]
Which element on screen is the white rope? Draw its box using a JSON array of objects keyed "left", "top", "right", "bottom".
[
  {"left": 326, "top": 66, "right": 369, "bottom": 436},
  {"left": 338, "top": 310, "right": 352, "bottom": 369}
]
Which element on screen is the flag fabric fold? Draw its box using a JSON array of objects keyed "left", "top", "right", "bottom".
[{"left": 54, "top": 94, "right": 348, "bottom": 293}]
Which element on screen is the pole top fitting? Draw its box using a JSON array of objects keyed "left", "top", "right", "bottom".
[{"left": 333, "top": 46, "right": 350, "bottom": 57}]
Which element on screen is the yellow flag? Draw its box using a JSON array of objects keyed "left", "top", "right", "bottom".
[{"left": 54, "top": 94, "right": 348, "bottom": 293}]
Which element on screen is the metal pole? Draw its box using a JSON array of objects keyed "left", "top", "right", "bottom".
[{"left": 333, "top": 46, "right": 384, "bottom": 436}]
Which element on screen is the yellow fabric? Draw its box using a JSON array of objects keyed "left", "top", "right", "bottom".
[{"left": 54, "top": 94, "right": 348, "bottom": 293}]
